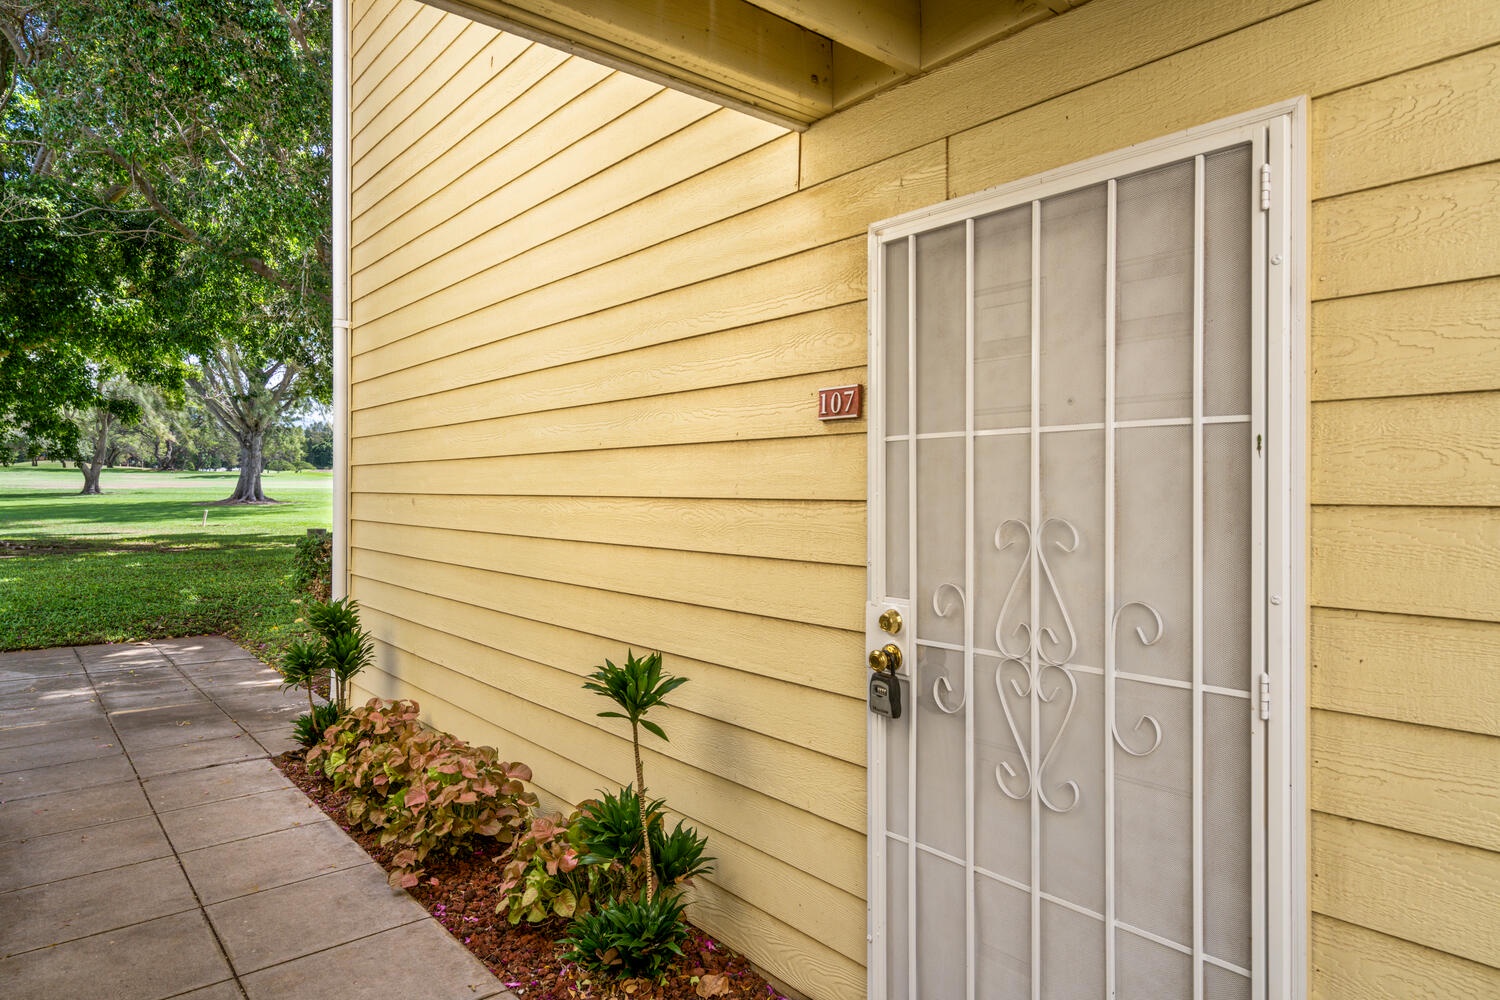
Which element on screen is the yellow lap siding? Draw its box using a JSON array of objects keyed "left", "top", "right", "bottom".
[
  {"left": 1312, "top": 916, "right": 1500, "bottom": 1000},
  {"left": 351, "top": 236, "right": 867, "bottom": 391},
  {"left": 1310, "top": 609, "right": 1500, "bottom": 739},
  {"left": 352, "top": 300, "right": 866, "bottom": 432},
  {"left": 1310, "top": 393, "right": 1500, "bottom": 506},
  {"left": 1310, "top": 711, "right": 1500, "bottom": 853},
  {"left": 1311, "top": 814, "right": 1500, "bottom": 969},
  {"left": 350, "top": 494, "right": 866, "bottom": 565},
  {"left": 1311, "top": 278, "right": 1500, "bottom": 401}
]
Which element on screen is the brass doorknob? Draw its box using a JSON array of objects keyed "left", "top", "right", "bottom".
[
  {"left": 868, "top": 643, "right": 903, "bottom": 673},
  {"left": 878, "top": 609, "right": 903, "bottom": 634}
]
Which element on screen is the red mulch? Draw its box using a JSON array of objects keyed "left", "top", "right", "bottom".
[{"left": 272, "top": 751, "right": 795, "bottom": 1000}]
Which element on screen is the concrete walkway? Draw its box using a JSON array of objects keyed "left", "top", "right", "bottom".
[{"left": 0, "top": 637, "right": 514, "bottom": 1000}]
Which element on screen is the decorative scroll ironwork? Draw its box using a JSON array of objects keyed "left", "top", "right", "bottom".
[
  {"left": 1110, "top": 601, "right": 1165, "bottom": 757},
  {"left": 990, "top": 517, "right": 1082, "bottom": 814},
  {"left": 931, "top": 583, "right": 967, "bottom": 714}
]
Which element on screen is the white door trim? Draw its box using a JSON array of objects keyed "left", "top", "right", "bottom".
[{"left": 864, "top": 98, "right": 1308, "bottom": 1000}]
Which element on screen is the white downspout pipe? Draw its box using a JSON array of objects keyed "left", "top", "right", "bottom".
[{"left": 331, "top": 0, "right": 352, "bottom": 611}]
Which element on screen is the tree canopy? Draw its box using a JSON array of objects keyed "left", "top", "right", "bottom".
[{"left": 0, "top": 0, "right": 333, "bottom": 495}]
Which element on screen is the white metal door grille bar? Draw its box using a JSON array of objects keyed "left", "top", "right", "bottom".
[
  {"left": 964, "top": 218, "right": 978, "bottom": 1000},
  {"left": 1103, "top": 176, "right": 1119, "bottom": 1000},
  {"left": 1027, "top": 200, "right": 1043, "bottom": 1000},
  {"left": 906, "top": 232, "right": 919, "bottom": 1000},
  {"left": 1191, "top": 152, "right": 1207, "bottom": 1000}
]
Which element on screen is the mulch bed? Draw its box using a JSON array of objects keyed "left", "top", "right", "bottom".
[{"left": 272, "top": 751, "right": 795, "bottom": 1000}]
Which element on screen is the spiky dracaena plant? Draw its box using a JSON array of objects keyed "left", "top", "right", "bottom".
[{"left": 582, "top": 650, "right": 687, "bottom": 901}]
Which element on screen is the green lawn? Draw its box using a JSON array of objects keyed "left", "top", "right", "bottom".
[{"left": 0, "top": 464, "right": 331, "bottom": 659}]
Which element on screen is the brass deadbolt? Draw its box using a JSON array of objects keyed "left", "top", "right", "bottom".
[
  {"left": 878, "top": 608, "right": 904, "bottom": 635},
  {"left": 868, "top": 643, "right": 903, "bottom": 674}
]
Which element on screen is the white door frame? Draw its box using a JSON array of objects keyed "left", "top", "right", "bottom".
[{"left": 863, "top": 99, "right": 1307, "bottom": 1000}]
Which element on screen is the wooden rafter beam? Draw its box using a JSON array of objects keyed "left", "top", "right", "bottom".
[
  {"left": 749, "top": 0, "right": 921, "bottom": 75},
  {"left": 423, "top": 0, "right": 834, "bottom": 127}
]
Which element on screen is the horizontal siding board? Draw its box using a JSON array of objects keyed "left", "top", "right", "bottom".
[
  {"left": 355, "top": 97, "right": 751, "bottom": 296},
  {"left": 1310, "top": 506, "right": 1500, "bottom": 623},
  {"left": 353, "top": 301, "right": 866, "bottom": 431},
  {"left": 355, "top": 113, "right": 793, "bottom": 324},
  {"left": 354, "top": 140, "right": 945, "bottom": 355},
  {"left": 350, "top": 367, "right": 866, "bottom": 463},
  {"left": 1310, "top": 609, "right": 1500, "bottom": 738},
  {"left": 1313, "top": 915, "right": 1500, "bottom": 1000},
  {"left": 350, "top": 520, "right": 864, "bottom": 631},
  {"left": 352, "top": 17, "right": 480, "bottom": 157},
  {"left": 1311, "top": 278, "right": 1500, "bottom": 401},
  {"left": 348, "top": 554, "right": 865, "bottom": 697},
  {"left": 349, "top": 494, "right": 865, "bottom": 566},
  {"left": 357, "top": 619, "right": 868, "bottom": 841},
  {"left": 350, "top": 650, "right": 868, "bottom": 899},
  {"left": 355, "top": 585, "right": 865, "bottom": 762},
  {"left": 1310, "top": 392, "right": 1500, "bottom": 505},
  {"left": 1311, "top": 813, "right": 1500, "bottom": 969},
  {"left": 1311, "top": 710, "right": 1500, "bottom": 852},
  {"left": 1313, "top": 163, "right": 1500, "bottom": 301},
  {"left": 1313, "top": 43, "right": 1500, "bottom": 199},
  {"left": 946, "top": 0, "right": 1500, "bottom": 198},
  {"left": 352, "top": 236, "right": 867, "bottom": 393},
  {"left": 354, "top": 29, "right": 532, "bottom": 184},
  {"left": 687, "top": 879, "right": 866, "bottom": 1000},
  {"left": 350, "top": 435, "right": 865, "bottom": 501},
  {"left": 352, "top": 46, "right": 593, "bottom": 234},
  {"left": 800, "top": 0, "right": 1303, "bottom": 186}
]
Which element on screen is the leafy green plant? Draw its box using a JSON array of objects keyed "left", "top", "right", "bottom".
[
  {"left": 307, "top": 595, "right": 361, "bottom": 641},
  {"left": 495, "top": 811, "right": 601, "bottom": 925},
  {"left": 290, "top": 701, "right": 341, "bottom": 747},
  {"left": 560, "top": 890, "right": 690, "bottom": 981},
  {"left": 324, "top": 628, "right": 373, "bottom": 713},
  {"left": 649, "top": 819, "right": 715, "bottom": 890},
  {"left": 278, "top": 637, "right": 327, "bottom": 718},
  {"left": 292, "top": 531, "right": 332, "bottom": 600},
  {"left": 583, "top": 650, "right": 686, "bottom": 900},
  {"left": 309, "top": 698, "right": 537, "bottom": 888}
]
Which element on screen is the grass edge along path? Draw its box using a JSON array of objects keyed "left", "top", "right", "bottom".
[{"left": 0, "top": 466, "right": 331, "bottom": 659}]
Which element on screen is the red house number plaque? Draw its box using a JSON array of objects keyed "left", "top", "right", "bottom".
[{"left": 818, "top": 384, "right": 863, "bottom": 421}]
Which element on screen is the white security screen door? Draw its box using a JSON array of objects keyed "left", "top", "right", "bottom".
[{"left": 866, "top": 110, "right": 1298, "bottom": 1000}]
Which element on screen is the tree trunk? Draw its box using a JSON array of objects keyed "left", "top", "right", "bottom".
[
  {"left": 78, "top": 410, "right": 112, "bottom": 495},
  {"left": 222, "top": 428, "right": 272, "bottom": 503}
]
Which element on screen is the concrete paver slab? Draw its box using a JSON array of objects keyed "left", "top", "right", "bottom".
[
  {"left": 159, "top": 784, "right": 327, "bottom": 853},
  {"left": 143, "top": 758, "right": 291, "bottom": 813},
  {"left": 180, "top": 820, "right": 373, "bottom": 905},
  {"left": 0, "top": 733, "right": 121, "bottom": 774},
  {"left": 0, "top": 698, "right": 105, "bottom": 728},
  {"left": 0, "top": 637, "right": 512, "bottom": 1000},
  {"left": 131, "top": 734, "right": 268, "bottom": 778},
  {"left": 207, "top": 863, "right": 427, "bottom": 973},
  {"left": 252, "top": 729, "right": 301, "bottom": 758},
  {"left": 0, "top": 716, "right": 115, "bottom": 751},
  {"left": 0, "top": 778, "right": 150, "bottom": 844},
  {"left": 0, "top": 648, "right": 83, "bottom": 679},
  {"left": 0, "top": 909, "right": 232, "bottom": 1000},
  {"left": 0, "top": 751, "right": 136, "bottom": 801},
  {"left": 0, "top": 815, "right": 171, "bottom": 892},
  {"left": 240, "top": 919, "right": 509, "bottom": 1000},
  {"left": 0, "top": 856, "right": 197, "bottom": 958}
]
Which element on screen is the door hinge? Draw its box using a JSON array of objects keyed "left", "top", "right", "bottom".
[
  {"left": 1259, "top": 163, "right": 1272, "bottom": 211},
  {"left": 1258, "top": 672, "right": 1272, "bottom": 721}
]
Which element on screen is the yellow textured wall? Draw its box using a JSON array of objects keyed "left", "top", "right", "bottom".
[{"left": 348, "top": 0, "right": 1500, "bottom": 996}]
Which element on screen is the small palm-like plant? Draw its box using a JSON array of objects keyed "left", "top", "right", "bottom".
[
  {"left": 279, "top": 637, "right": 328, "bottom": 718},
  {"left": 583, "top": 650, "right": 687, "bottom": 900},
  {"left": 325, "top": 628, "right": 374, "bottom": 713}
]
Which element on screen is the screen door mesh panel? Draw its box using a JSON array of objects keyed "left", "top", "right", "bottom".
[{"left": 877, "top": 140, "right": 1259, "bottom": 1000}]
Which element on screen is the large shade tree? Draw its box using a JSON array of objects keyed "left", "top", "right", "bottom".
[{"left": 0, "top": 0, "right": 332, "bottom": 501}]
